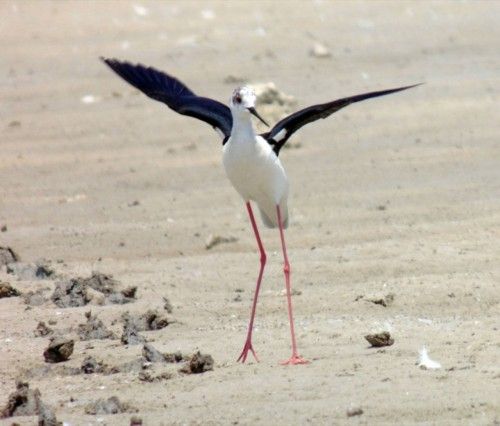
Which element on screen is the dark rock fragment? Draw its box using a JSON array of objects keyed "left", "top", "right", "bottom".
[
  {"left": 43, "top": 338, "right": 74, "bottom": 363},
  {"left": 365, "top": 332, "right": 394, "bottom": 348},
  {"left": 180, "top": 351, "right": 214, "bottom": 374},
  {"left": 0, "top": 282, "right": 20, "bottom": 298}
]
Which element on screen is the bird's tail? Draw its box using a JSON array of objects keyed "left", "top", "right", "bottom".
[{"left": 259, "top": 205, "right": 289, "bottom": 229}]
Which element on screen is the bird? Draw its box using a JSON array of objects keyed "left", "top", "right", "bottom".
[{"left": 101, "top": 57, "right": 420, "bottom": 365}]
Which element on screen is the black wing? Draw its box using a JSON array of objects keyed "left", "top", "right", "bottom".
[
  {"left": 101, "top": 57, "right": 233, "bottom": 141},
  {"left": 262, "top": 84, "right": 421, "bottom": 155}
]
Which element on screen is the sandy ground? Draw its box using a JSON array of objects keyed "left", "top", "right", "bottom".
[{"left": 1, "top": 1, "right": 499, "bottom": 425}]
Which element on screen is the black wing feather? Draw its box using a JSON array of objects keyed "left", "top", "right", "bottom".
[
  {"left": 101, "top": 57, "right": 233, "bottom": 139},
  {"left": 263, "top": 84, "right": 421, "bottom": 155}
]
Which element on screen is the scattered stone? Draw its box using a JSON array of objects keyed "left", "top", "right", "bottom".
[
  {"left": 81, "top": 356, "right": 107, "bottom": 374},
  {"left": 180, "top": 351, "right": 214, "bottom": 374},
  {"left": 205, "top": 234, "right": 238, "bottom": 250},
  {"left": 121, "top": 323, "right": 145, "bottom": 345},
  {"left": 365, "top": 332, "right": 394, "bottom": 348},
  {"left": 34, "top": 321, "right": 53, "bottom": 337},
  {"left": 233, "top": 294, "right": 242, "bottom": 302},
  {"left": 346, "top": 406, "right": 363, "bottom": 417},
  {"left": 1, "top": 225, "right": 7, "bottom": 232},
  {"left": 43, "top": 338, "right": 74, "bottom": 363},
  {"left": 164, "top": 352, "right": 184, "bottom": 363},
  {"left": 0, "top": 246, "right": 20, "bottom": 267},
  {"left": 1, "top": 380, "right": 41, "bottom": 418},
  {"left": 51, "top": 279, "right": 90, "bottom": 308},
  {"left": 77, "top": 311, "right": 116, "bottom": 341},
  {"left": 84, "top": 396, "right": 133, "bottom": 415},
  {"left": 138, "top": 371, "right": 172, "bottom": 382},
  {"left": 121, "top": 286, "right": 137, "bottom": 299},
  {"left": 52, "top": 272, "right": 135, "bottom": 307},
  {"left": 121, "top": 310, "right": 170, "bottom": 345},
  {"left": 164, "top": 351, "right": 185, "bottom": 363},
  {"left": 142, "top": 343, "right": 165, "bottom": 363},
  {"left": 84, "top": 272, "right": 120, "bottom": 295},
  {"left": 23, "top": 288, "right": 50, "bottom": 306},
  {"left": 130, "top": 415, "right": 143, "bottom": 426},
  {"left": 0, "top": 282, "right": 20, "bottom": 298},
  {"left": 7, "top": 260, "right": 55, "bottom": 280},
  {"left": 122, "top": 310, "right": 170, "bottom": 332},
  {"left": 310, "top": 41, "right": 331, "bottom": 58},
  {"left": 367, "top": 293, "right": 395, "bottom": 307}
]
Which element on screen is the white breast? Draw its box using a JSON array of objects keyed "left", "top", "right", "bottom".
[{"left": 223, "top": 135, "right": 289, "bottom": 227}]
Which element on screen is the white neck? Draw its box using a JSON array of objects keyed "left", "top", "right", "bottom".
[{"left": 231, "top": 110, "right": 256, "bottom": 139}]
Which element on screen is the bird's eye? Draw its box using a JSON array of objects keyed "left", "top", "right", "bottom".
[{"left": 234, "top": 94, "right": 242, "bottom": 104}]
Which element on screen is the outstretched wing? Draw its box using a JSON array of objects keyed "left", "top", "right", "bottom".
[
  {"left": 262, "top": 84, "right": 421, "bottom": 155},
  {"left": 101, "top": 58, "right": 233, "bottom": 141}
]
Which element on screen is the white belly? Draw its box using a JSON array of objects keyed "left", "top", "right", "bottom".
[{"left": 223, "top": 135, "right": 289, "bottom": 228}]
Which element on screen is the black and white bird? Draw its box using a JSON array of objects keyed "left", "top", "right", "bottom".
[{"left": 101, "top": 57, "right": 419, "bottom": 365}]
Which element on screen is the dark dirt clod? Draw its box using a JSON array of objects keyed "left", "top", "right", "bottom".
[
  {"left": 121, "top": 320, "right": 145, "bottom": 346},
  {"left": 180, "top": 351, "right": 214, "bottom": 374},
  {"left": 0, "top": 282, "right": 20, "bottom": 298},
  {"left": 0, "top": 246, "right": 20, "bottom": 267},
  {"left": 164, "top": 351, "right": 185, "bottom": 363},
  {"left": 346, "top": 406, "right": 364, "bottom": 417},
  {"left": 130, "top": 415, "right": 143, "bottom": 426},
  {"left": 51, "top": 279, "right": 90, "bottom": 308},
  {"left": 51, "top": 272, "right": 135, "bottom": 308},
  {"left": 77, "top": 311, "right": 116, "bottom": 341},
  {"left": 367, "top": 293, "right": 395, "bottom": 307},
  {"left": 1, "top": 380, "right": 41, "bottom": 418},
  {"left": 143, "top": 310, "right": 169, "bottom": 330},
  {"left": 85, "top": 272, "right": 120, "bottom": 294},
  {"left": 365, "top": 332, "right": 394, "bottom": 348},
  {"left": 34, "top": 321, "right": 53, "bottom": 337},
  {"left": 121, "top": 310, "right": 170, "bottom": 334},
  {"left": 43, "top": 338, "right": 74, "bottom": 363},
  {"left": 84, "top": 396, "right": 134, "bottom": 415},
  {"left": 81, "top": 356, "right": 107, "bottom": 374},
  {"left": 138, "top": 371, "right": 173, "bottom": 382},
  {"left": 121, "top": 286, "right": 137, "bottom": 298},
  {"left": 7, "top": 260, "right": 55, "bottom": 280},
  {"left": 142, "top": 343, "right": 165, "bottom": 363}
]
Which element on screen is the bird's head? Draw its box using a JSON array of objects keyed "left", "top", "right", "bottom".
[{"left": 230, "top": 86, "right": 269, "bottom": 127}]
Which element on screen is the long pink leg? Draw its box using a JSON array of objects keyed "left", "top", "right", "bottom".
[
  {"left": 237, "top": 202, "right": 267, "bottom": 363},
  {"left": 277, "top": 205, "right": 309, "bottom": 365}
]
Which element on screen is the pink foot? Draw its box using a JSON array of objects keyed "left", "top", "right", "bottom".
[
  {"left": 237, "top": 340, "right": 259, "bottom": 363},
  {"left": 280, "top": 355, "right": 309, "bottom": 365}
]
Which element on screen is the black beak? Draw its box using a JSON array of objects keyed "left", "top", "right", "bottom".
[{"left": 248, "top": 107, "right": 269, "bottom": 127}]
